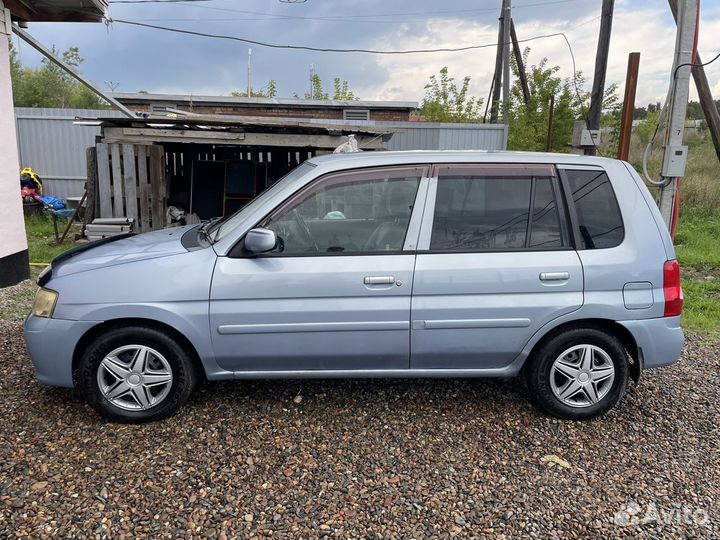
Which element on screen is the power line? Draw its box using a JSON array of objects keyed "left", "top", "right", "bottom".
[
  {"left": 107, "top": 17, "right": 587, "bottom": 56},
  {"left": 673, "top": 50, "right": 720, "bottom": 80},
  {"left": 107, "top": 0, "right": 582, "bottom": 23}
]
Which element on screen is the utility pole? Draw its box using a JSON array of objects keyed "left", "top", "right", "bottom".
[
  {"left": 501, "top": 0, "right": 511, "bottom": 123},
  {"left": 658, "top": 0, "right": 699, "bottom": 232},
  {"left": 489, "top": 12, "right": 504, "bottom": 123},
  {"left": 586, "top": 0, "right": 615, "bottom": 155},
  {"left": 510, "top": 19, "right": 530, "bottom": 105},
  {"left": 668, "top": 0, "right": 720, "bottom": 165},
  {"left": 247, "top": 48, "right": 252, "bottom": 97},
  {"left": 310, "top": 63, "right": 315, "bottom": 100}
]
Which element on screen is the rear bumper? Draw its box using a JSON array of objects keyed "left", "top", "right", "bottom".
[
  {"left": 618, "top": 316, "right": 684, "bottom": 369},
  {"left": 23, "top": 315, "right": 101, "bottom": 388}
]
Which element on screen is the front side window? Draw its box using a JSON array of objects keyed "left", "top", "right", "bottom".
[
  {"left": 261, "top": 167, "right": 423, "bottom": 255},
  {"left": 430, "top": 171, "right": 563, "bottom": 251},
  {"left": 564, "top": 169, "right": 624, "bottom": 249}
]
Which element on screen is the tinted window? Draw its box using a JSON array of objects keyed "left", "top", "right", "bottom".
[
  {"left": 431, "top": 175, "right": 563, "bottom": 251},
  {"left": 529, "top": 178, "right": 563, "bottom": 248},
  {"left": 262, "top": 169, "right": 421, "bottom": 255},
  {"left": 565, "top": 170, "right": 624, "bottom": 249}
]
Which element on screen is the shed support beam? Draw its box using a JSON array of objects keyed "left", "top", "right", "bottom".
[{"left": 11, "top": 23, "right": 136, "bottom": 118}]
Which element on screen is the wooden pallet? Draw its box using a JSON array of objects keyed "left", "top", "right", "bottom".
[{"left": 95, "top": 143, "right": 167, "bottom": 233}]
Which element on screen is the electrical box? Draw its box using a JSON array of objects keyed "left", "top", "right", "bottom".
[
  {"left": 580, "top": 129, "right": 600, "bottom": 147},
  {"left": 661, "top": 145, "right": 688, "bottom": 177}
]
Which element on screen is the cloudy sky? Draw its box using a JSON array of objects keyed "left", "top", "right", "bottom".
[{"left": 11, "top": 0, "right": 720, "bottom": 108}]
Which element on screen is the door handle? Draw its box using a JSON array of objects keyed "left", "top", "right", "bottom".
[
  {"left": 539, "top": 271, "right": 570, "bottom": 281},
  {"left": 364, "top": 276, "right": 395, "bottom": 285}
]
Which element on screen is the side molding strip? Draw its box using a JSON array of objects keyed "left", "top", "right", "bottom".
[
  {"left": 218, "top": 321, "right": 409, "bottom": 335},
  {"left": 412, "top": 318, "right": 531, "bottom": 330}
]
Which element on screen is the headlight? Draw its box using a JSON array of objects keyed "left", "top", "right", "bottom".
[{"left": 31, "top": 288, "right": 59, "bottom": 318}]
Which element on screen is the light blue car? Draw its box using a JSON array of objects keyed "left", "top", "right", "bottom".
[{"left": 24, "top": 151, "right": 685, "bottom": 423}]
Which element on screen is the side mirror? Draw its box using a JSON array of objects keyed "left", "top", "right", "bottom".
[{"left": 244, "top": 228, "right": 277, "bottom": 253}]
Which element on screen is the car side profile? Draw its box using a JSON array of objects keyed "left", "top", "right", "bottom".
[{"left": 24, "top": 151, "right": 684, "bottom": 423}]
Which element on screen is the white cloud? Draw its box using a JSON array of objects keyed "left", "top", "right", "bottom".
[{"left": 360, "top": 5, "right": 720, "bottom": 109}]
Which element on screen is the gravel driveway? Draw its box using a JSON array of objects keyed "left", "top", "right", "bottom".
[{"left": 1, "top": 282, "right": 718, "bottom": 539}]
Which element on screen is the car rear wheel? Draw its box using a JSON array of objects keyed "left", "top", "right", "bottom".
[
  {"left": 76, "top": 326, "right": 197, "bottom": 423},
  {"left": 525, "top": 327, "right": 629, "bottom": 420}
]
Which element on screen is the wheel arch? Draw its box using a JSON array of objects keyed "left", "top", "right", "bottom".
[
  {"left": 72, "top": 318, "right": 207, "bottom": 386},
  {"left": 523, "top": 318, "right": 641, "bottom": 384}
]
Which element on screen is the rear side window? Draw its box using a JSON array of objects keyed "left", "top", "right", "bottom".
[
  {"left": 430, "top": 173, "right": 564, "bottom": 251},
  {"left": 564, "top": 170, "right": 624, "bottom": 249}
]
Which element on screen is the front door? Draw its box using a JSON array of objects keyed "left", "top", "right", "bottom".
[
  {"left": 411, "top": 164, "right": 584, "bottom": 369},
  {"left": 210, "top": 165, "right": 429, "bottom": 372}
]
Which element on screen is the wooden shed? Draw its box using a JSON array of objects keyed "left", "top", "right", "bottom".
[{"left": 86, "top": 114, "right": 393, "bottom": 233}]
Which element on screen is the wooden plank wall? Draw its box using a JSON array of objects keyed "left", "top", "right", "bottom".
[{"left": 95, "top": 143, "right": 167, "bottom": 233}]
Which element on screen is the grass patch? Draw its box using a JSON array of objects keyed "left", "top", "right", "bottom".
[
  {"left": 675, "top": 204, "right": 720, "bottom": 334},
  {"left": 675, "top": 207, "right": 720, "bottom": 270},
  {"left": 680, "top": 278, "right": 720, "bottom": 334},
  {"left": 24, "top": 214, "right": 77, "bottom": 264}
]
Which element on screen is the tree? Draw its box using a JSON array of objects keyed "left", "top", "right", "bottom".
[
  {"left": 505, "top": 47, "right": 618, "bottom": 152},
  {"left": 10, "top": 43, "right": 108, "bottom": 109},
  {"left": 505, "top": 49, "right": 576, "bottom": 151},
  {"left": 231, "top": 79, "right": 278, "bottom": 98},
  {"left": 419, "top": 67, "right": 483, "bottom": 123},
  {"left": 332, "top": 78, "right": 358, "bottom": 101}
]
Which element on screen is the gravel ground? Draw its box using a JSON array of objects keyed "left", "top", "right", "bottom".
[{"left": 1, "top": 281, "right": 719, "bottom": 539}]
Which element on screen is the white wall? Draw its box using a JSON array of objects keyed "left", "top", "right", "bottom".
[{"left": 0, "top": 35, "right": 27, "bottom": 261}]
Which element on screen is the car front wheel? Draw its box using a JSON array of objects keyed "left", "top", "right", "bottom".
[
  {"left": 525, "top": 327, "right": 629, "bottom": 420},
  {"left": 76, "top": 325, "right": 197, "bottom": 423}
]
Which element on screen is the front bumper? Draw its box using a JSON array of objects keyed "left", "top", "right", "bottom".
[
  {"left": 24, "top": 315, "right": 101, "bottom": 388},
  {"left": 619, "top": 316, "right": 685, "bottom": 369}
]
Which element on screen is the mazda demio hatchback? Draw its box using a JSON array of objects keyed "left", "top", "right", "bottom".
[{"left": 24, "top": 151, "right": 684, "bottom": 423}]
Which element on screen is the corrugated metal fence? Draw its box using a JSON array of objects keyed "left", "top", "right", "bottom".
[
  {"left": 15, "top": 108, "right": 123, "bottom": 198},
  {"left": 15, "top": 108, "right": 508, "bottom": 198}
]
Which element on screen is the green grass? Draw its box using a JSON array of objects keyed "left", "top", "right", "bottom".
[
  {"left": 680, "top": 278, "right": 720, "bottom": 334},
  {"left": 675, "top": 206, "right": 720, "bottom": 334},
  {"left": 675, "top": 207, "right": 720, "bottom": 270},
  {"left": 24, "top": 214, "right": 77, "bottom": 264}
]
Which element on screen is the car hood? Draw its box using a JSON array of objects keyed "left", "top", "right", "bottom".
[{"left": 52, "top": 225, "right": 196, "bottom": 278}]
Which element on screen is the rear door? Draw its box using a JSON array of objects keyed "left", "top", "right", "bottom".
[{"left": 410, "top": 163, "right": 584, "bottom": 369}]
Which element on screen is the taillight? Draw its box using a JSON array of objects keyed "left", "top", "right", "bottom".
[{"left": 663, "top": 260, "right": 683, "bottom": 317}]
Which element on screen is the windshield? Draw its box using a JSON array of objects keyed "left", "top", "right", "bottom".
[{"left": 210, "top": 161, "right": 317, "bottom": 241}]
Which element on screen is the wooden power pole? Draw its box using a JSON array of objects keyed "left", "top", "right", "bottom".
[
  {"left": 586, "top": 0, "right": 615, "bottom": 155},
  {"left": 501, "top": 0, "right": 512, "bottom": 123},
  {"left": 489, "top": 6, "right": 505, "bottom": 123},
  {"left": 510, "top": 19, "right": 530, "bottom": 105}
]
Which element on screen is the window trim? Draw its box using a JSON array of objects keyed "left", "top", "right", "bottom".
[
  {"left": 417, "top": 164, "right": 570, "bottom": 253},
  {"left": 558, "top": 167, "right": 626, "bottom": 250},
  {"left": 229, "top": 164, "right": 430, "bottom": 258}
]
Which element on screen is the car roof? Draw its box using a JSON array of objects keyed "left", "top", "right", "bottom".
[{"left": 309, "top": 150, "right": 615, "bottom": 169}]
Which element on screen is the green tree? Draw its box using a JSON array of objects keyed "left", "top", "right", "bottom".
[
  {"left": 506, "top": 50, "right": 576, "bottom": 151},
  {"left": 231, "top": 79, "right": 278, "bottom": 98},
  {"left": 420, "top": 67, "right": 483, "bottom": 123},
  {"left": 506, "top": 48, "right": 617, "bottom": 152},
  {"left": 332, "top": 78, "right": 358, "bottom": 101},
  {"left": 10, "top": 43, "right": 108, "bottom": 109}
]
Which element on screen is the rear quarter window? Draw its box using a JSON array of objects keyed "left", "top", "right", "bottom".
[{"left": 564, "top": 169, "right": 624, "bottom": 249}]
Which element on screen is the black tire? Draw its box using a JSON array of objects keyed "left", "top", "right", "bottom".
[
  {"left": 524, "top": 327, "right": 629, "bottom": 420},
  {"left": 76, "top": 325, "right": 197, "bottom": 423}
]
